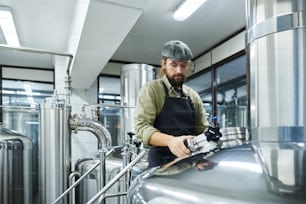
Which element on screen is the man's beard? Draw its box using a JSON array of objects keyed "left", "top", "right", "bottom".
[{"left": 166, "top": 73, "right": 185, "bottom": 88}]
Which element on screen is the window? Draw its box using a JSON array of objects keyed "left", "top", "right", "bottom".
[
  {"left": 186, "top": 53, "right": 247, "bottom": 128},
  {"left": 1, "top": 66, "right": 54, "bottom": 131},
  {"left": 185, "top": 70, "right": 212, "bottom": 122},
  {"left": 2, "top": 79, "right": 53, "bottom": 106},
  {"left": 98, "top": 75, "right": 120, "bottom": 105},
  {"left": 0, "top": 66, "right": 54, "bottom": 195},
  {"left": 2, "top": 79, "right": 53, "bottom": 138},
  {"left": 98, "top": 75, "right": 121, "bottom": 146},
  {"left": 215, "top": 55, "right": 247, "bottom": 128}
]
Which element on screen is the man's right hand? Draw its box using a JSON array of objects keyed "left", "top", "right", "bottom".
[{"left": 168, "top": 135, "right": 194, "bottom": 157}]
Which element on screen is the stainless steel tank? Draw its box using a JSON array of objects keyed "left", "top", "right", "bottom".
[
  {"left": 128, "top": 143, "right": 305, "bottom": 204},
  {"left": 2, "top": 106, "right": 40, "bottom": 199},
  {"left": 0, "top": 128, "right": 33, "bottom": 204},
  {"left": 75, "top": 152, "right": 125, "bottom": 204},
  {"left": 2, "top": 106, "right": 39, "bottom": 140},
  {"left": 39, "top": 96, "right": 71, "bottom": 204},
  {"left": 120, "top": 64, "right": 155, "bottom": 146},
  {"left": 246, "top": 0, "right": 306, "bottom": 196},
  {"left": 127, "top": 127, "right": 305, "bottom": 203}
]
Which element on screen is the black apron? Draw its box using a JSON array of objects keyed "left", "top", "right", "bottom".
[{"left": 148, "top": 82, "right": 196, "bottom": 168}]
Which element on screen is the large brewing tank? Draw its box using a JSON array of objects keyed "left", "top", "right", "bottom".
[
  {"left": 128, "top": 143, "right": 305, "bottom": 204},
  {"left": 39, "top": 96, "right": 71, "bottom": 204},
  {"left": 246, "top": 0, "right": 306, "bottom": 195},
  {"left": 120, "top": 64, "right": 155, "bottom": 146},
  {"left": 0, "top": 128, "right": 33, "bottom": 204},
  {"left": 127, "top": 127, "right": 305, "bottom": 203}
]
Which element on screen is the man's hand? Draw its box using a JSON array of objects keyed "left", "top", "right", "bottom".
[{"left": 168, "top": 135, "right": 195, "bottom": 157}]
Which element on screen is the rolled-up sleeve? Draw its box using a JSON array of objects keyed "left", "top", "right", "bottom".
[{"left": 134, "top": 82, "right": 162, "bottom": 146}]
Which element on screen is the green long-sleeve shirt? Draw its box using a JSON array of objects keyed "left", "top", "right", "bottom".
[{"left": 134, "top": 75, "right": 209, "bottom": 146}]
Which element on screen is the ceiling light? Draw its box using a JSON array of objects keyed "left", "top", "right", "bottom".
[
  {"left": 0, "top": 6, "right": 20, "bottom": 46},
  {"left": 173, "top": 0, "right": 207, "bottom": 21}
]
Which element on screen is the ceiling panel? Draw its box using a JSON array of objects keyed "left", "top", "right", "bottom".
[{"left": 0, "top": 0, "right": 246, "bottom": 88}]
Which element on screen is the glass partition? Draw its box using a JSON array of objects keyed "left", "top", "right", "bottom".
[
  {"left": 215, "top": 55, "right": 247, "bottom": 128},
  {"left": 1, "top": 78, "right": 54, "bottom": 196},
  {"left": 185, "top": 70, "right": 212, "bottom": 122},
  {"left": 98, "top": 75, "right": 121, "bottom": 105},
  {"left": 98, "top": 75, "right": 121, "bottom": 146}
]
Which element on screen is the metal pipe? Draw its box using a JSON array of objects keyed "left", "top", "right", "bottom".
[
  {"left": 52, "top": 148, "right": 115, "bottom": 204},
  {"left": 99, "top": 149, "right": 106, "bottom": 191},
  {"left": 87, "top": 150, "right": 147, "bottom": 204},
  {"left": 0, "top": 135, "right": 33, "bottom": 204},
  {"left": 70, "top": 115, "right": 112, "bottom": 149},
  {"left": 98, "top": 192, "right": 127, "bottom": 203},
  {"left": 121, "top": 145, "right": 131, "bottom": 192},
  {"left": 0, "top": 139, "right": 8, "bottom": 204},
  {"left": 68, "top": 172, "right": 80, "bottom": 204}
]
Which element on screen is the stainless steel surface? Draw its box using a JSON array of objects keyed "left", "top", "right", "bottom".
[
  {"left": 53, "top": 148, "right": 115, "bottom": 204},
  {"left": 186, "top": 127, "right": 249, "bottom": 152},
  {"left": 75, "top": 153, "right": 124, "bottom": 204},
  {"left": 0, "top": 128, "right": 33, "bottom": 204},
  {"left": 75, "top": 148, "right": 147, "bottom": 204},
  {"left": 88, "top": 151, "right": 147, "bottom": 204},
  {"left": 2, "top": 106, "right": 39, "bottom": 136},
  {"left": 70, "top": 114, "right": 112, "bottom": 150},
  {"left": 40, "top": 96, "right": 113, "bottom": 204},
  {"left": 120, "top": 64, "right": 156, "bottom": 146},
  {"left": 246, "top": 4, "right": 306, "bottom": 43},
  {"left": 39, "top": 96, "right": 71, "bottom": 204},
  {"left": 220, "top": 127, "right": 249, "bottom": 148},
  {"left": 128, "top": 143, "right": 306, "bottom": 204},
  {"left": 70, "top": 112, "right": 113, "bottom": 201},
  {"left": 246, "top": 0, "right": 305, "bottom": 136},
  {"left": 253, "top": 142, "right": 306, "bottom": 196},
  {"left": 246, "top": 0, "right": 306, "bottom": 196},
  {"left": 1, "top": 106, "right": 40, "bottom": 199}
]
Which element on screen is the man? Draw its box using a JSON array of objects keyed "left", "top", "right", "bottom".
[{"left": 134, "top": 40, "right": 209, "bottom": 168}]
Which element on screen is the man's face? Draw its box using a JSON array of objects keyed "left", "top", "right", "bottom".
[{"left": 164, "top": 58, "right": 188, "bottom": 88}]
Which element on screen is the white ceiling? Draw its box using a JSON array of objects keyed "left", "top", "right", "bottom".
[{"left": 0, "top": 0, "right": 246, "bottom": 89}]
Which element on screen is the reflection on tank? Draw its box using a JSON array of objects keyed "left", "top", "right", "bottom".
[
  {"left": 128, "top": 141, "right": 306, "bottom": 204},
  {"left": 153, "top": 152, "right": 218, "bottom": 176},
  {"left": 254, "top": 141, "right": 306, "bottom": 197},
  {"left": 218, "top": 104, "right": 247, "bottom": 128}
]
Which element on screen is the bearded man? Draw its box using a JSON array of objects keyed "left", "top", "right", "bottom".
[{"left": 134, "top": 40, "right": 209, "bottom": 168}]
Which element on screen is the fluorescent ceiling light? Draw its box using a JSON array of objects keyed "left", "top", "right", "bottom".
[
  {"left": 173, "top": 0, "right": 207, "bottom": 21},
  {"left": 0, "top": 6, "right": 20, "bottom": 46}
]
